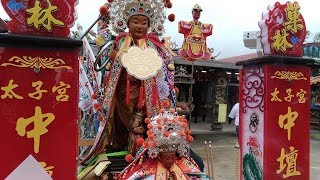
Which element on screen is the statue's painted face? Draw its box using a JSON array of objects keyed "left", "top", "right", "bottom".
[
  {"left": 159, "top": 151, "right": 177, "bottom": 169},
  {"left": 192, "top": 9, "right": 201, "bottom": 20},
  {"left": 128, "top": 15, "right": 149, "bottom": 40}
]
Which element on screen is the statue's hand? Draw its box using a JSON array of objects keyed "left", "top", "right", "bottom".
[
  {"left": 132, "top": 126, "right": 145, "bottom": 134},
  {"left": 108, "top": 43, "right": 118, "bottom": 60},
  {"left": 130, "top": 117, "right": 145, "bottom": 134},
  {"left": 168, "top": 63, "right": 175, "bottom": 71}
]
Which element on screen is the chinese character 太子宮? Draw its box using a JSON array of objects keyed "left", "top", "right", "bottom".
[
  {"left": 296, "top": 89, "right": 307, "bottom": 103},
  {"left": 284, "top": 88, "right": 294, "bottom": 102},
  {"left": 52, "top": 81, "right": 71, "bottom": 102},
  {"left": 271, "top": 88, "right": 282, "bottom": 102},
  {"left": 28, "top": 81, "right": 48, "bottom": 100},
  {"left": 1, "top": 79, "right": 24, "bottom": 99}
]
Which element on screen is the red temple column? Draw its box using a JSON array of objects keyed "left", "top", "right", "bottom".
[
  {"left": 237, "top": 56, "right": 315, "bottom": 179},
  {"left": 0, "top": 33, "right": 82, "bottom": 179},
  {"left": 0, "top": 0, "right": 81, "bottom": 178}
]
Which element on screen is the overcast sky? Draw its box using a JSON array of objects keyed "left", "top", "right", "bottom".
[{"left": 1, "top": 0, "right": 319, "bottom": 59}]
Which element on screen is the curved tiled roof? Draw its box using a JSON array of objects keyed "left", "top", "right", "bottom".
[{"left": 217, "top": 53, "right": 259, "bottom": 64}]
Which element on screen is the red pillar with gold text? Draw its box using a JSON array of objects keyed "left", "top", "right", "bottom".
[
  {"left": 0, "top": 0, "right": 81, "bottom": 179},
  {"left": 237, "top": 56, "right": 314, "bottom": 180}
]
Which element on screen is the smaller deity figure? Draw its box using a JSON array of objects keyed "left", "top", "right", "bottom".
[
  {"left": 178, "top": 4, "right": 213, "bottom": 61},
  {"left": 117, "top": 100, "right": 207, "bottom": 179}
]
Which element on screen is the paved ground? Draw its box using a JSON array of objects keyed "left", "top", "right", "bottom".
[{"left": 190, "top": 123, "right": 320, "bottom": 180}]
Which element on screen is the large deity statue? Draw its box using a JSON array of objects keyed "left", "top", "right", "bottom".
[
  {"left": 79, "top": 0, "right": 176, "bottom": 166},
  {"left": 178, "top": 4, "right": 213, "bottom": 61}
]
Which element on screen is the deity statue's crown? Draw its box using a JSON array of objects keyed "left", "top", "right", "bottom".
[
  {"left": 141, "top": 100, "right": 193, "bottom": 158},
  {"left": 123, "top": 1, "right": 154, "bottom": 23},
  {"left": 107, "top": 0, "right": 170, "bottom": 36}
]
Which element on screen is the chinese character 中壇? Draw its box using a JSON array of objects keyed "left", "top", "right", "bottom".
[
  {"left": 278, "top": 107, "right": 298, "bottom": 141},
  {"left": 15, "top": 106, "right": 55, "bottom": 153},
  {"left": 277, "top": 146, "right": 301, "bottom": 178},
  {"left": 39, "top": 161, "right": 54, "bottom": 176}
]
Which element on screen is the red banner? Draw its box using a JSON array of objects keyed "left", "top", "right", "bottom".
[
  {"left": 0, "top": 47, "right": 78, "bottom": 179},
  {"left": 264, "top": 65, "right": 310, "bottom": 179}
]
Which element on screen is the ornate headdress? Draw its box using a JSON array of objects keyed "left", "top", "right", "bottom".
[
  {"left": 106, "top": 0, "right": 173, "bottom": 36},
  {"left": 139, "top": 100, "right": 193, "bottom": 158},
  {"left": 192, "top": 4, "right": 203, "bottom": 11}
]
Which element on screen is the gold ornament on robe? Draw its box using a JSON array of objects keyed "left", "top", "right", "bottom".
[{"left": 121, "top": 46, "right": 163, "bottom": 80}]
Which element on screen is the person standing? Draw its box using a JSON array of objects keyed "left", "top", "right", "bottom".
[{"left": 229, "top": 102, "right": 240, "bottom": 148}]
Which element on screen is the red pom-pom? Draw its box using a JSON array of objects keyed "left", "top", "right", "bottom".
[
  {"left": 185, "top": 129, "right": 191, "bottom": 135},
  {"left": 98, "top": 115, "right": 103, "bottom": 121},
  {"left": 186, "top": 135, "right": 193, "bottom": 142},
  {"left": 172, "top": 119, "right": 178, "bottom": 124},
  {"left": 137, "top": 137, "right": 145, "bottom": 146},
  {"left": 142, "top": 141, "right": 149, "bottom": 148},
  {"left": 91, "top": 93, "right": 98, "bottom": 100},
  {"left": 163, "top": 131, "right": 170, "bottom": 137},
  {"left": 166, "top": 2, "right": 172, "bottom": 8},
  {"left": 99, "top": 6, "right": 109, "bottom": 16},
  {"left": 190, "top": 136, "right": 194, "bottom": 142},
  {"left": 180, "top": 122, "right": 188, "bottom": 128},
  {"left": 174, "top": 87, "right": 179, "bottom": 94},
  {"left": 107, "top": 0, "right": 113, "bottom": 2},
  {"left": 147, "top": 124, "right": 153, "bottom": 129},
  {"left": 161, "top": 99, "right": 170, "bottom": 108},
  {"left": 149, "top": 141, "right": 157, "bottom": 148},
  {"left": 144, "top": 118, "right": 151, "bottom": 124},
  {"left": 168, "top": 14, "right": 175, "bottom": 22},
  {"left": 159, "top": 108, "right": 165, "bottom": 113},
  {"left": 125, "top": 154, "right": 133, "bottom": 162},
  {"left": 148, "top": 134, "right": 155, "bottom": 140},
  {"left": 179, "top": 131, "right": 186, "bottom": 136},
  {"left": 93, "top": 103, "right": 100, "bottom": 110}
]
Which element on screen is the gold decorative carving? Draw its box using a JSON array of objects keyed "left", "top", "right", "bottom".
[
  {"left": 1, "top": 56, "right": 72, "bottom": 70},
  {"left": 271, "top": 71, "right": 307, "bottom": 81}
]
